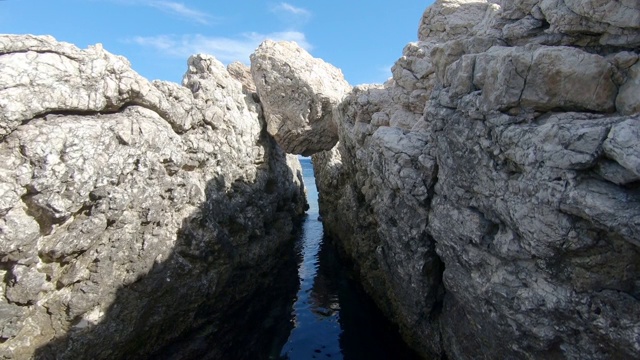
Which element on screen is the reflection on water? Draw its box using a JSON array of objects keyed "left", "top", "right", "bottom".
[
  {"left": 278, "top": 217, "right": 342, "bottom": 359},
  {"left": 274, "top": 158, "right": 421, "bottom": 360}
]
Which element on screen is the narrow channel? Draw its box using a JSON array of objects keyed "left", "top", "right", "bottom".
[{"left": 272, "top": 157, "right": 421, "bottom": 360}]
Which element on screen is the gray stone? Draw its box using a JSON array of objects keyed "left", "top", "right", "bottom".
[
  {"left": 250, "top": 40, "right": 350, "bottom": 155},
  {"left": 560, "top": 179, "right": 640, "bottom": 247},
  {"left": 564, "top": 0, "right": 640, "bottom": 29},
  {"left": 0, "top": 35, "right": 306, "bottom": 359},
  {"left": 307, "top": 1, "right": 640, "bottom": 359},
  {"left": 0, "top": 302, "right": 23, "bottom": 341},
  {"left": 0, "top": 35, "right": 201, "bottom": 138},
  {"left": 617, "top": 62, "right": 640, "bottom": 115},
  {"left": 472, "top": 45, "right": 618, "bottom": 113},
  {"left": 502, "top": 15, "right": 544, "bottom": 39},
  {"left": 603, "top": 118, "right": 640, "bottom": 176},
  {"left": 419, "top": 0, "right": 493, "bottom": 41},
  {"left": 595, "top": 159, "right": 640, "bottom": 185},
  {"left": 522, "top": 46, "right": 617, "bottom": 112}
]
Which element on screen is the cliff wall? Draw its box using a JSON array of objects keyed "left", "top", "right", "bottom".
[
  {"left": 0, "top": 35, "right": 306, "bottom": 359},
  {"left": 264, "top": 0, "right": 640, "bottom": 358}
]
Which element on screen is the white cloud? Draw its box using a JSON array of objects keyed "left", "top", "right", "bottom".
[
  {"left": 128, "top": 31, "right": 312, "bottom": 64},
  {"left": 272, "top": 2, "right": 310, "bottom": 16},
  {"left": 148, "top": 1, "right": 212, "bottom": 24},
  {"left": 269, "top": 2, "right": 311, "bottom": 24},
  {"left": 104, "top": 0, "right": 213, "bottom": 24}
]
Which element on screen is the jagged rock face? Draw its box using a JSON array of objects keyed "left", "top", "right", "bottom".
[
  {"left": 0, "top": 35, "right": 306, "bottom": 359},
  {"left": 250, "top": 40, "right": 351, "bottom": 156},
  {"left": 312, "top": 0, "right": 640, "bottom": 359}
]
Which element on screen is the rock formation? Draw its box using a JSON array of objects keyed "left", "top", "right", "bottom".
[
  {"left": 3, "top": 0, "right": 639, "bottom": 358},
  {"left": 0, "top": 35, "right": 306, "bottom": 359},
  {"left": 250, "top": 40, "right": 351, "bottom": 156},
  {"left": 253, "top": 0, "right": 640, "bottom": 359}
]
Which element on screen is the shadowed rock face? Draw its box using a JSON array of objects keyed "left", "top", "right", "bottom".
[
  {"left": 306, "top": 1, "right": 640, "bottom": 359},
  {"left": 250, "top": 40, "right": 351, "bottom": 156},
  {"left": 3, "top": 0, "right": 640, "bottom": 358},
  {"left": 0, "top": 35, "right": 307, "bottom": 359}
]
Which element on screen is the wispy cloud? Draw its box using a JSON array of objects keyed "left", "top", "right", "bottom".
[
  {"left": 269, "top": 2, "right": 311, "bottom": 25},
  {"left": 148, "top": 1, "right": 212, "bottom": 24},
  {"left": 128, "top": 31, "right": 312, "bottom": 63},
  {"left": 272, "top": 2, "right": 310, "bottom": 16},
  {"left": 104, "top": 0, "right": 213, "bottom": 24}
]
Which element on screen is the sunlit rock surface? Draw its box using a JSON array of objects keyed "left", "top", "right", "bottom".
[
  {"left": 250, "top": 40, "right": 350, "bottom": 156},
  {"left": 308, "top": 0, "right": 640, "bottom": 359},
  {"left": 3, "top": 0, "right": 640, "bottom": 357},
  {"left": 0, "top": 35, "right": 306, "bottom": 359}
]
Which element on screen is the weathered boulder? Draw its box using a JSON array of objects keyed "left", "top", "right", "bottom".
[
  {"left": 0, "top": 35, "right": 306, "bottom": 359},
  {"left": 307, "top": 0, "right": 640, "bottom": 359},
  {"left": 250, "top": 40, "right": 350, "bottom": 155}
]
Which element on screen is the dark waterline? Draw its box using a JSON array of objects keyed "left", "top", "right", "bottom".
[{"left": 273, "top": 158, "right": 422, "bottom": 360}]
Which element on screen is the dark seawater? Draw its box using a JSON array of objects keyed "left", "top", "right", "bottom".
[
  {"left": 147, "top": 157, "right": 421, "bottom": 359},
  {"left": 272, "top": 157, "right": 421, "bottom": 360}
]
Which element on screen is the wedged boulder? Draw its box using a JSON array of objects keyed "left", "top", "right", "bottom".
[
  {"left": 250, "top": 40, "right": 350, "bottom": 155},
  {"left": 0, "top": 35, "right": 306, "bottom": 359}
]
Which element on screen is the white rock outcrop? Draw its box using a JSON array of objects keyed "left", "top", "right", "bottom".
[
  {"left": 250, "top": 40, "right": 351, "bottom": 155},
  {"left": 0, "top": 35, "right": 306, "bottom": 359},
  {"left": 5, "top": 0, "right": 639, "bottom": 357}
]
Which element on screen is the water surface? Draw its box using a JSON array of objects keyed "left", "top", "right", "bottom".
[{"left": 274, "top": 158, "right": 421, "bottom": 360}]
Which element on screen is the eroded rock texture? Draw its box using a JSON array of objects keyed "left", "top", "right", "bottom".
[
  {"left": 250, "top": 40, "right": 351, "bottom": 156},
  {"left": 309, "top": 1, "right": 640, "bottom": 359},
  {"left": 0, "top": 35, "right": 306, "bottom": 359}
]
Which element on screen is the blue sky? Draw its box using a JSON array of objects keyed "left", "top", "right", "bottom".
[{"left": 0, "top": 1, "right": 433, "bottom": 85}]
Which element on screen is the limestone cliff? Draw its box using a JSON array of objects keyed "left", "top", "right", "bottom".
[
  {"left": 0, "top": 35, "right": 306, "bottom": 359},
  {"left": 252, "top": 0, "right": 640, "bottom": 359}
]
